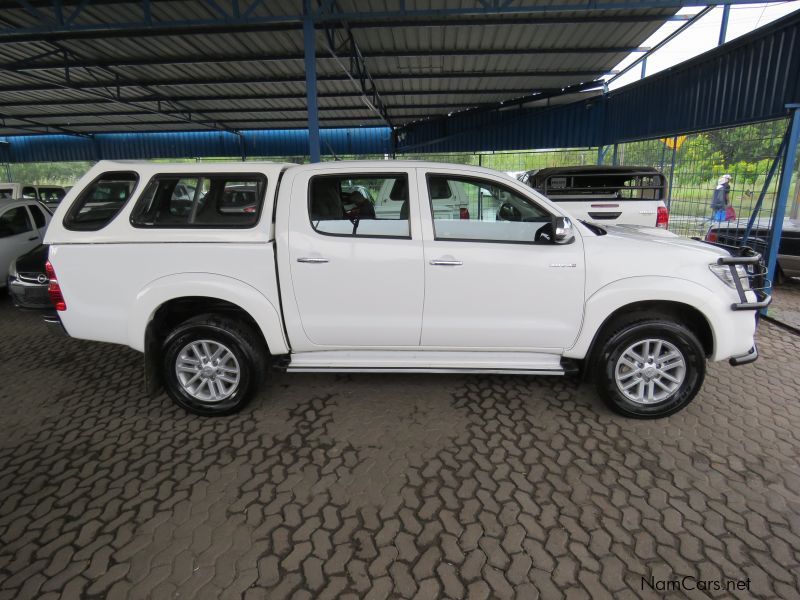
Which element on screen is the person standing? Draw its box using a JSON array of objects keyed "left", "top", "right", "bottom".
[{"left": 710, "top": 174, "right": 731, "bottom": 221}]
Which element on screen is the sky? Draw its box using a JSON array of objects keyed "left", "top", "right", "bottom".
[{"left": 605, "top": 1, "right": 800, "bottom": 90}]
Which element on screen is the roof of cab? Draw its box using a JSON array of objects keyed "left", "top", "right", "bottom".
[
  {"left": 0, "top": 198, "right": 46, "bottom": 210},
  {"left": 91, "top": 159, "right": 297, "bottom": 174}
]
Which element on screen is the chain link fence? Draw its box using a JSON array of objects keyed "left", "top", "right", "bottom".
[
  {"left": 4, "top": 120, "right": 797, "bottom": 244},
  {"left": 606, "top": 118, "right": 793, "bottom": 239},
  {"left": 399, "top": 118, "right": 797, "bottom": 242}
]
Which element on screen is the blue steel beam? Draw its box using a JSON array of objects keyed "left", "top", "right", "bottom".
[
  {"left": 0, "top": 69, "right": 615, "bottom": 95},
  {"left": 303, "top": 0, "right": 320, "bottom": 163},
  {"left": 0, "top": 88, "right": 609, "bottom": 108},
  {"left": 11, "top": 46, "right": 653, "bottom": 71},
  {"left": 719, "top": 4, "right": 731, "bottom": 45},
  {"left": 764, "top": 105, "right": 800, "bottom": 297},
  {"left": 741, "top": 131, "right": 787, "bottom": 248}
]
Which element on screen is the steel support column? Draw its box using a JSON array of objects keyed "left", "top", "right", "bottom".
[
  {"left": 719, "top": 4, "right": 731, "bottom": 45},
  {"left": 303, "top": 0, "right": 321, "bottom": 163},
  {"left": 667, "top": 136, "right": 678, "bottom": 209},
  {"left": 765, "top": 105, "right": 800, "bottom": 297}
]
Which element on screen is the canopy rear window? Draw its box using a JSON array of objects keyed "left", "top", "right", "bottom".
[{"left": 534, "top": 171, "right": 666, "bottom": 201}]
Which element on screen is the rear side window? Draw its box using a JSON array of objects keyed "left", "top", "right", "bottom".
[
  {"left": 308, "top": 174, "right": 410, "bottom": 238},
  {"left": 22, "top": 186, "right": 37, "bottom": 199},
  {"left": 131, "top": 174, "right": 266, "bottom": 228},
  {"left": 64, "top": 172, "right": 139, "bottom": 231},
  {"left": 29, "top": 204, "right": 47, "bottom": 228}
]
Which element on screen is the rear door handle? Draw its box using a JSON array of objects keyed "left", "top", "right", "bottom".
[
  {"left": 430, "top": 259, "right": 463, "bottom": 266},
  {"left": 28, "top": 236, "right": 38, "bottom": 241},
  {"left": 297, "top": 257, "right": 329, "bottom": 263}
]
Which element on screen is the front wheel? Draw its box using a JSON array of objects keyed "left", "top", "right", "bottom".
[
  {"left": 594, "top": 319, "right": 705, "bottom": 418},
  {"left": 161, "top": 314, "right": 267, "bottom": 416}
]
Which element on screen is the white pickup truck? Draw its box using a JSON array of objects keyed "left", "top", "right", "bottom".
[
  {"left": 43, "top": 160, "right": 768, "bottom": 419},
  {"left": 519, "top": 166, "right": 670, "bottom": 228}
]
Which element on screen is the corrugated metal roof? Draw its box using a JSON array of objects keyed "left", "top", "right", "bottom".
[
  {"left": 0, "top": 0, "right": 675, "bottom": 137},
  {"left": 396, "top": 8, "right": 800, "bottom": 152}
]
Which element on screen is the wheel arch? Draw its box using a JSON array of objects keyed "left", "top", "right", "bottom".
[
  {"left": 565, "top": 277, "right": 720, "bottom": 371},
  {"left": 579, "top": 299, "right": 713, "bottom": 380},
  {"left": 133, "top": 273, "right": 289, "bottom": 393}
]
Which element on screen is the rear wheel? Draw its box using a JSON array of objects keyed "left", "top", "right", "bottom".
[
  {"left": 162, "top": 314, "right": 267, "bottom": 416},
  {"left": 594, "top": 318, "right": 705, "bottom": 418}
]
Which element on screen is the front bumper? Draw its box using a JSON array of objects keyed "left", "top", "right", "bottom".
[
  {"left": 729, "top": 344, "right": 758, "bottom": 366},
  {"left": 715, "top": 254, "right": 772, "bottom": 311}
]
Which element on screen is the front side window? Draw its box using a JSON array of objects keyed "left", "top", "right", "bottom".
[
  {"left": 308, "top": 174, "right": 410, "bottom": 238},
  {"left": 0, "top": 206, "right": 33, "bottom": 238},
  {"left": 131, "top": 174, "right": 266, "bottom": 228},
  {"left": 427, "top": 175, "right": 551, "bottom": 243},
  {"left": 64, "top": 172, "right": 139, "bottom": 231}
]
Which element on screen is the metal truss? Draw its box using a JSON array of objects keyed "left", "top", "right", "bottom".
[{"left": 0, "top": 1, "right": 773, "bottom": 43}]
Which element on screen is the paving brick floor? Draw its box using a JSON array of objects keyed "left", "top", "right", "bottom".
[
  {"left": 1, "top": 297, "right": 799, "bottom": 599},
  {"left": 770, "top": 279, "right": 800, "bottom": 331}
]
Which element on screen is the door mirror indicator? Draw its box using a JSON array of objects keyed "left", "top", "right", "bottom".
[{"left": 554, "top": 216, "right": 575, "bottom": 245}]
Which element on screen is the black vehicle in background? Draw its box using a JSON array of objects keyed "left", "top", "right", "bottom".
[
  {"left": 7, "top": 244, "right": 50, "bottom": 309},
  {"left": 706, "top": 218, "right": 800, "bottom": 283}
]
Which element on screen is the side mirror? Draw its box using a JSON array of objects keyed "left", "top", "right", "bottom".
[{"left": 553, "top": 216, "right": 575, "bottom": 245}]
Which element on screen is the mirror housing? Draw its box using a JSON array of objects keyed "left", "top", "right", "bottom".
[{"left": 553, "top": 216, "right": 575, "bottom": 244}]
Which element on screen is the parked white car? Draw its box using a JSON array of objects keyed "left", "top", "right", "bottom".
[
  {"left": 43, "top": 161, "right": 767, "bottom": 418},
  {"left": 0, "top": 183, "right": 67, "bottom": 209},
  {"left": 519, "top": 166, "right": 670, "bottom": 228},
  {"left": 1, "top": 199, "right": 51, "bottom": 286}
]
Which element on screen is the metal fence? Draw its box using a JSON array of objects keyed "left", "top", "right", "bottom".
[
  {"left": 4, "top": 120, "right": 797, "bottom": 245},
  {"left": 400, "top": 118, "right": 798, "bottom": 242},
  {"left": 605, "top": 118, "right": 794, "bottom": 239}
]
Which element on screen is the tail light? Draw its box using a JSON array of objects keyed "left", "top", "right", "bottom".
[
  {"left": 656, "top": 206, "right": 669, "bottom": 229},
  {"left": 705, "top": 230, "right": 718, "bottom": 243},
  {"left": 243, "top": 206, "right": 256, "bottom": 214},
  {"left": 459, "top": 207, "right": 470, "bottom": 220},
  {"left": 45, "top": 260, "right": 66, "bottom": 311}
]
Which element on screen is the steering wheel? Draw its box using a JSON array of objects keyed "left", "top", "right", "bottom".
[
  {"left": 497, "top": 202, "right": 522, "bottom": 222},
  {"left": 534, "top": 222, "right": 553, "bottom": 243}
]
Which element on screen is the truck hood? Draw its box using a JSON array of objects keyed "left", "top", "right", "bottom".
[{"left": 601, "top": 223, "right": 730, "bottom": 259}]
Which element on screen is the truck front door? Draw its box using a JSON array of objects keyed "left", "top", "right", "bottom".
[
  {"left": 285, "top": 168, "right": 425, "bottom": 348},
  {"left": 417, "top": 171, "right": 585, "bottom": 350}
]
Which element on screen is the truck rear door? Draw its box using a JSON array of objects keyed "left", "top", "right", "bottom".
[{"left": 281, "top": 166, "right": 425, "bottom": 349}]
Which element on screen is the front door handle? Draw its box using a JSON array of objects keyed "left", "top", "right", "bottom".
[
  {"left": 28, "top": 236, "right": 38, "bottom": 241},
  {"left": 430, "top": 259, "right": 463, "bottom": 266},
  {"left": 297, "top": 257, "right": 329, "bottom": 264}
]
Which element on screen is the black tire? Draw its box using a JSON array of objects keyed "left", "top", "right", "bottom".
[
  {"left": 161, "top": 313, "right": 267, "bottom": 416},
  {"left": 774, "top": 263, "right": 785, "bottom": 286},
  {"left": 593, "top": 318, "right": 705, "bottom": 419}
]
